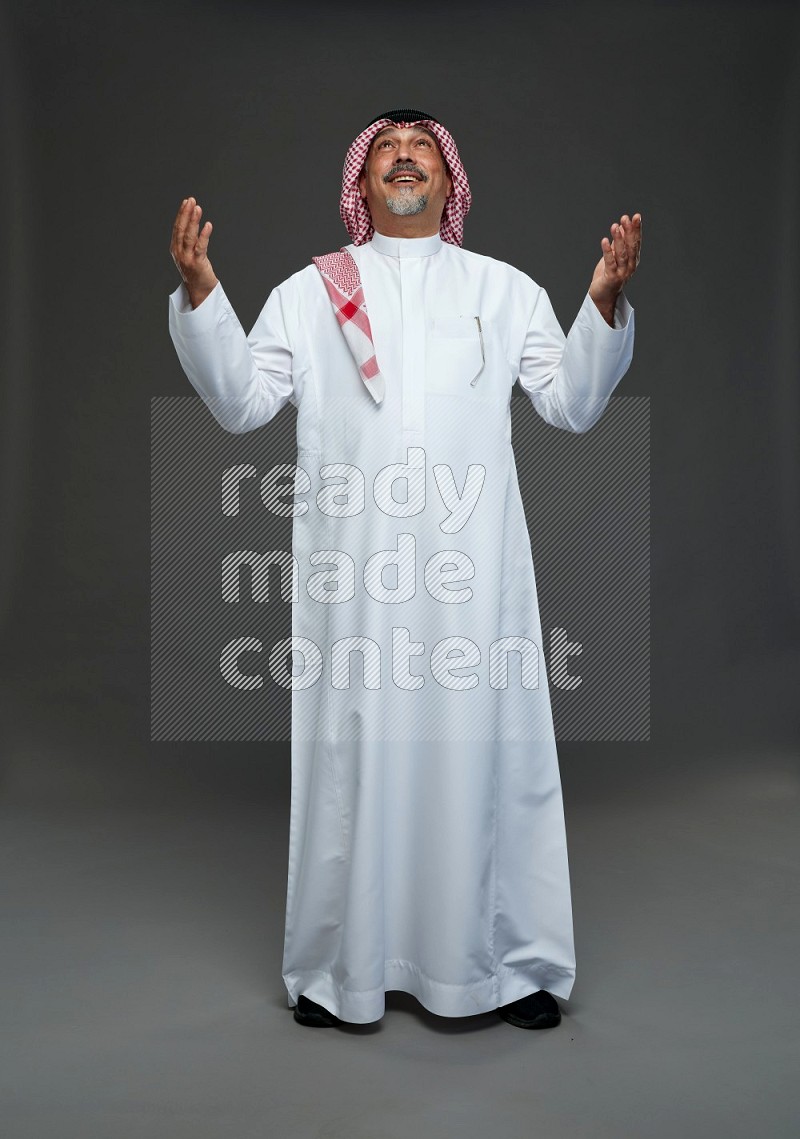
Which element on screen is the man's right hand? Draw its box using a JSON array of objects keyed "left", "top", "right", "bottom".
[{"left": 170, "top": 196, "right": 219, "bottom": 309}]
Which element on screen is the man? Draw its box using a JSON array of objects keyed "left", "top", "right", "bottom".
[{"left": 168, "top": 108, "right": 641, "bottom": 1031}]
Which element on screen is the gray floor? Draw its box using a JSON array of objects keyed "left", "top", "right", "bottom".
[{"left": 1, "top": 727, "right": 798, "bottom": 1138}]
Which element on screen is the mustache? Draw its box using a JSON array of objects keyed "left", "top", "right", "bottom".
[{"left": 383, "top": 164, "right": 428, "bottom": 183}]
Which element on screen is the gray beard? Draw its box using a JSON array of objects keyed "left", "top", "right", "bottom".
[{"left": 384, "top": 189, "right": 430, "bottom": 217}]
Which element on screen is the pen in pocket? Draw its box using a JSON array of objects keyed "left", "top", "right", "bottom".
[{"left": 471, "top": 316, "right": 485, "bottom": 386}]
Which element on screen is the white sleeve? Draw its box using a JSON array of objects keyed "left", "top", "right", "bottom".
[
  {"left": 167, "top": 279, "right": 294, "bottom": 434},
  {"left": 517, "top": 286, "right": 635, "bottom": 433}
]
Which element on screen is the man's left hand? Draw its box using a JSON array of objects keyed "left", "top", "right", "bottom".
[{"left": 589, "top": 213, "right": 642, "bottom": 325}]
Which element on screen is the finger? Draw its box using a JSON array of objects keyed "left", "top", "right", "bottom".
[
  {"left": 601, "top": 235, "right": 618, "bottom": 273},
  {"left": 177, "top": 195, "right": 195, "bottom": 234},
  {"left": 175, "top": 196, "right": 194, "bottom": 250},
  {"left": 171, "top": 197, "right": 191, "bottom": 251},
  {"left": 620, "top": 215, "right": 633, "bottom": 246},
  {"left": 632, "top": 212, "right": 643, "bottom": 263},
  {"left": 182, "top": 200, "right": 202, "bottom": 249},
  {"left": 620, "top": 215, "right": 637, "bottom": 268},
  {"left": 195, "top": 220, "right": 213, "bottom": 257},
  {"left": 613, "top": 221, "right": 629, "bottom": 273},
  {"left": 623, "top": 214, "right": 641, "bottom": 272},
  {"left": 614, "top": 219, "right": 628, "bottom": 258}
]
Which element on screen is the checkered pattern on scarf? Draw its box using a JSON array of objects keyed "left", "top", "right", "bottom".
[
  {"left": 340, "top": 117, "right": 472, "bottom": 246},
  {"left": 311, "top": 250, "right": 385, "bottom": 404}
]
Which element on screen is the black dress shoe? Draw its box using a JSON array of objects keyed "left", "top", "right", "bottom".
[
  {"left": 293, "top": 994, "right": 342, "bottom": 1027},
  {"left": 497, "top": 990, "right": 562, "bottom": 1029}
]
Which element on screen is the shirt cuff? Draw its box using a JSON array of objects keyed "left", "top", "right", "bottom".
[
  {"left": 579, "top": 289, "right": 634, "bottom": 334},
  {"left": 168, "top": 280, "right": 230, "bottom": 337}
]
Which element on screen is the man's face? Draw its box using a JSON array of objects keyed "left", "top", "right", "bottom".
[{"left": 358, "top": 125, "right": 453, "bottom": 232}]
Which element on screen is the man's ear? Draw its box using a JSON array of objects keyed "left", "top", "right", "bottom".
[
  {"left": 446, "top": 173, "right": 453, "bottom": 199},
  {"left": 359, "top": 165, "right": 367, "bottom": 201}
]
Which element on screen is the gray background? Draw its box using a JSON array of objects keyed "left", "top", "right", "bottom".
[{"left": 1, "top": 1, "right": 798, "bottom": 1136}]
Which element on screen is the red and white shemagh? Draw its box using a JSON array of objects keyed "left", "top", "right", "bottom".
[
  {"left": 339, "top": 117, "right": 472, "bottom": 248},
  {"left": 312, "top": 117, "right": 472, "bottom": 406},
  {"left": 311, "top": 249, "right": 385, "bottom": 404}
]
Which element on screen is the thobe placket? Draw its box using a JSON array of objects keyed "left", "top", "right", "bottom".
[
  {"left": 398, "top": 256, "right": 426, "bottom": 448},
  {"left": 352, "top": 231, "right": 444, "bottom": 450}
]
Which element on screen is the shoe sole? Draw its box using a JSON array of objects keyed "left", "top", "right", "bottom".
[
  {"left": 497, "top": 1008, "right": 561, "bottom": 1030},
  {"left": 293, "top": 1007, "right": 342, "bottom": 1028}
]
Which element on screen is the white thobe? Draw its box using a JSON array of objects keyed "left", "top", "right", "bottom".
[{"left": 168, "top": 229, "right": 635, "bottom": 1023}]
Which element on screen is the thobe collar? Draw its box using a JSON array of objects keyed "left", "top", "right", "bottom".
[{"left": 370, "top": 230, "right": 443, "bottom": 259}]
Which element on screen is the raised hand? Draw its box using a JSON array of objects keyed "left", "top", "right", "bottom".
[
  {"left": 589, "top": 213, "right": 642, "bottom": 324},
  {"left": 170, "top": 196, "right": 219, "bottom": 309}
]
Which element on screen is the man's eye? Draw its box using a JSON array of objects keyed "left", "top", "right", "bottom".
[{"left": 417, "top": 139, "right": 432, "bottom": 146}]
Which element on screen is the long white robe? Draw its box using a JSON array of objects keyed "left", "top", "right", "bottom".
[{"left": 168, "top": 229, "right": 635, "bottom": 1023}]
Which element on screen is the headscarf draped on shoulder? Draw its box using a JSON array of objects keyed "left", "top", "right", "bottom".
[{"left": 340, "top": 108, "right": 472, "bottom": 246}]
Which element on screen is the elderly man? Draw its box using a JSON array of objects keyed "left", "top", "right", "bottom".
[{"left": 168, "top": 108, "right": 642, "bottom": 1031}]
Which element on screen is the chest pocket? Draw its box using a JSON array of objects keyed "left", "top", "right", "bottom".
[{"left": 426, "top": 315, "right": 505, "bottom": 400}]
